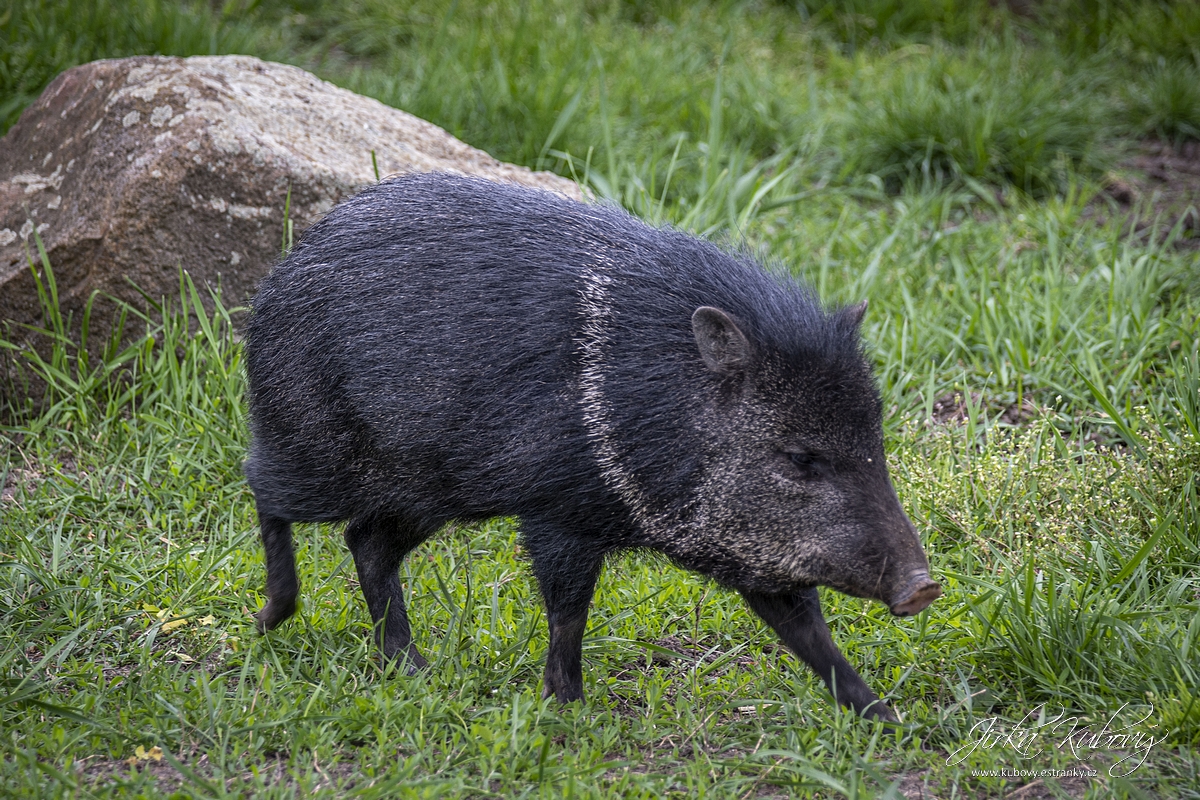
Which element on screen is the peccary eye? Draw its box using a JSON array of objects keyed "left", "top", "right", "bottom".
[{"left": 786, "top": 452, "right": 832, "bottom": 481}]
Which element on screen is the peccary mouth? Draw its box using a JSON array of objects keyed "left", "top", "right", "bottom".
[{"left": 888, "top": 574, "right": 942, "bottom": 617}]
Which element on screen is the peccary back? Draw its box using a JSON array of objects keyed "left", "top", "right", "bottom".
[{"left": 244, "top": 172, "right": 940, "bottom": 721}]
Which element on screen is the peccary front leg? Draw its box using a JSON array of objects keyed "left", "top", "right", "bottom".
[
  {"left": 345, "top": 515, "right": 432, "bottom": 672},
  {"left": 742, "top": 588, "right": 897, "bottom": 722},
  {"left": 256, "top": 510, "right": 299, "bottom": 632},
  {"left": 523, "top": 523, "right": 606, "bottom": 702}
]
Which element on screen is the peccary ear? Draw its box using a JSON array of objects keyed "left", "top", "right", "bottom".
[
  {"left": 692, "top": 306, "right": 752, "bottom": 375},
  {"left": 840, "top": 300, "right": 868, "bottom": 329}
]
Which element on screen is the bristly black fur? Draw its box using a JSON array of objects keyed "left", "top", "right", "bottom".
[{"left": 243, "top": 172, "right": 936, "bottom": 723}]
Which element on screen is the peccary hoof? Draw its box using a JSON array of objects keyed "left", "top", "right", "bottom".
[
  {"left": 379, "top": 642, "right": 432, "bottom": 676},
  {"left": 255, "top": 597, "right": 297, "bottom": 633},
  {"left": 862, "top": 700, "right": 900, "bottom": 726},
  {"left": 383, "top": 647, "right": 428, "bottom": 676},
  {"left": 540, "top": 674, "right": 584, "bottom": 703}
]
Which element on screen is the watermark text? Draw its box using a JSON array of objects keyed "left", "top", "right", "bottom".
[{"left": 947, "top": 703, "right": 1167, "bottom": 777}]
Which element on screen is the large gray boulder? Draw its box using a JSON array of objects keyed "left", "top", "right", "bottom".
[{"left": 0, "top": 55, "right": 580, "bottom": 382}]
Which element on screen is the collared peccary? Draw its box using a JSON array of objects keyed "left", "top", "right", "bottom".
[{"left": 244, "top": 172, "right": 940, "bottom": 722}]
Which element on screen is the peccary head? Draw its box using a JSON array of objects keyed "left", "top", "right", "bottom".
[{"left": 677, "top": 300, "right": 940, "bottom": 616}]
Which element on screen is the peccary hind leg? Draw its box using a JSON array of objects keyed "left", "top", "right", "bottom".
[
  {"left": 256, "top": 510, "right": 299, "bottom": 632},
  {"left": 345, "top": 515, "right": 432, "bottom": 671},
  {"left": 523, "top": 522, "right": 606, "bottom": 702},
  {"left": 742, "top": 588, "right": 897, "bottom": 722}
]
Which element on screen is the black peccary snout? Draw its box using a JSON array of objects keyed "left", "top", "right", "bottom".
[{"left": 243, "top": 172, "right": 939, "bottom": 722}]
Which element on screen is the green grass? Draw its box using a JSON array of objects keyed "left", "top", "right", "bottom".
[
  {"left": 838, "top": 45, "right": 1106, "bottom": 195},
  {"left": 1125, "top": 62, "right": 1200, "bottom": 145},
  {"left": 6, "top": 0, "right": 1200, "bottom": 188},
  {"left": 3, "top": 0, "right": 1200, "bottom": 797}
]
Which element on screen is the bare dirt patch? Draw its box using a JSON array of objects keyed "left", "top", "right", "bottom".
[
  {"left": 1097, "top": 139, "right": 1200, "bottom": 247},
  {"left": 929, "top": 392, "right": 1040, "bottom": 426},
  {"left": 74, "top": 750, "right": 361, "bottom": 794}
]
